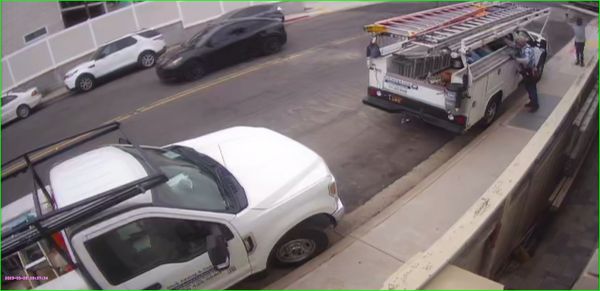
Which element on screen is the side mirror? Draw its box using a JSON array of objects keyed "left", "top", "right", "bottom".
[{"left": 207, "top": 233, "right": 230, "bottom": 270}]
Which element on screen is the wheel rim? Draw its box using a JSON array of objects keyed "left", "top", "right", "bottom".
[
  {"left": 80, "top": 77, "right": 93, "bottom": 90},
  {"left": 265, "top": 39, "right": 281, "bottom": 54},
  {"left": 485, "top": 102, "right": 497, "bottom": 124},
  {"left": 276, "top": 238, "right": 316, "bottom": 263},
  {"left": 142, "top": 54, "right": 155, "bottom": 67},
  {"left": 18, "top": 107, "right": 29, "bottom": 118}
]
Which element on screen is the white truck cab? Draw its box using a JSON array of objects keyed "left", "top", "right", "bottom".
[
  {"left": 3, "top": 125, "right": 343, "bottom": 290},
  {"left": 363, "top": 3, "right": 550, "bottom": 133}
]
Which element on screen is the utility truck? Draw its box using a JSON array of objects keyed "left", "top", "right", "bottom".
[
  {"left": 363, "top": 2, "right": 550, "bottom": 132},
  {"left": 1, "top": 123, "right": 344, "bottom": 290}
]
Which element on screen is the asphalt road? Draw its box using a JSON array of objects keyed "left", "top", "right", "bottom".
[{"left": 1, "top": 2, "right": 579, "bottom": 216}]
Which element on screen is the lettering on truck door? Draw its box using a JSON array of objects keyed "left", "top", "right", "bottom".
[{"left": 70, "top": 208, "right": 251, "bottom": 289}]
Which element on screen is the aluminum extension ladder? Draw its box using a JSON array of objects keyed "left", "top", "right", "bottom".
[{"left": 366, "top": 2, "right": 547, "bottom": 55}]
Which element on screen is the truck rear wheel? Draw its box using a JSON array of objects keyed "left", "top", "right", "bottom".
[
  {"left": 483, "top": 96, "right": 500, "bottom": 127},
  {"left": 270, "top": 228, "right": 328, "bottom": 267}
]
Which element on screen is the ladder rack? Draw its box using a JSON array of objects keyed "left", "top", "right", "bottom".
[
  {"left": 366, "top": 2, "right": 550, "bottom": 56},
  {"left": 1, "top": 122, "right": 169, "bottom": 259}
]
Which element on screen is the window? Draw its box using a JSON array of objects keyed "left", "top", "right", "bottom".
[
  {"left": 211, "top": 23, "right": 247, "bottom": 45},
  {"left": 24, "top": 27, "right": 47, "bottom": 44},
  {"left": 119, "top": 147, "right": 231, "bottom": 212},
  {"left": 138, "top": 29, "right": 161, "bottom": 39},
  {"left": 85, "top": 218, "right": 232, "bottom": 285},
  {"left": 1, "top": 95, "right": 18, "bottom": 106},
  {"left": 231, "top": 5, "right": 271, "bottom": 18},
  {"left": 113, "top": 37, "right": 137, "bottom": 51}
]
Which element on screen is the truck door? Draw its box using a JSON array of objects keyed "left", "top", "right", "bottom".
[{"left": 71, "top": 208, "right": 251, "bottom": 289}]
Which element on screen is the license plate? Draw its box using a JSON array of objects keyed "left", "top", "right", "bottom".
[{"left": 388, "top": 95, "right": 403, "bottom": 104}]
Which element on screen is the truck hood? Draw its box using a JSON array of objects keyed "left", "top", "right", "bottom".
[{"left": 174, "top": 127, "right": 331, "bottom": 209}]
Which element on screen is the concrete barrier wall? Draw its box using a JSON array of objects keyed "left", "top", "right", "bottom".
[
  {"left": 2, "top": 1, "right": 300, "bottom": 94},
  {"left": 90, "top": 7, "right": 138, "bottom": 45},
  {"left": 134, "top": 1, "right": 180, "bottom": 29},
  {"left": 47, "top": 23, "right": 96, "bottom": 66},
  {"left": 384, "top": 58, "right": 598, "bottom": 290},
  {"left": 3, "top": 60, "right": 14, "bottom": 89}
]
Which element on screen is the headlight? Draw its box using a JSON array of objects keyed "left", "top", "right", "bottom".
[
  {"left": 328, "top": 179, "right": 338, "bottom": 198},
  {"left": 164, "top": 57, "right": 183, "bottom": 69}
]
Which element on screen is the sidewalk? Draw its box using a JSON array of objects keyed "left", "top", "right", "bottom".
[{"left": 267, "top": 14, "right": 599, "bottom": 291}]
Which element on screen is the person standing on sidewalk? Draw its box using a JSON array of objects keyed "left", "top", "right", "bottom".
[
  {"left": 513, "top": 36, "right": 539, "bottom": 112},
  {"left": 566, "top": 12, "right": 586, "bottom": 66}
]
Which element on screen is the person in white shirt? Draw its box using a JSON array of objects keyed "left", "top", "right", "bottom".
[{"left": 566, "top": 12, "right": 586, "bottom": 66}]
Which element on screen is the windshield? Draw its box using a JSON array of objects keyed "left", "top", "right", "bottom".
[
  {"left": 182, "top": 28, "right": 213, "bottom": 48},
  {"left": 119, "top": 146, "right": 233, "bottom": 212}
]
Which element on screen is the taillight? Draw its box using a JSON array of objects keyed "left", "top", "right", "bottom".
[
  {"left": 31, "top": 89, "right": 38, "bottom": 96},
  {"left": 453, "top": 115, "right": 467, "bottom": 125},
  {"left": 368, "top": 87, "right": 380, "bottom": 97}
]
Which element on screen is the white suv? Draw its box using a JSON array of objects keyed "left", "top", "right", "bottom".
[{"left": 64, "top": 29, "right": 166, "bottom": 92}]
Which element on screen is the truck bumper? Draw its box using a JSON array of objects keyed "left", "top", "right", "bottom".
[{"left": 363, "top": 96, "right": 465, "bottom": 133}]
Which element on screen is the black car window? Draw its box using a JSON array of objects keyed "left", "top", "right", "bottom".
[
  {"left": 210, "top": 23, "right": 247, "bottom": 45},
  {"left": 1, "top": 95, "right": 18, "bottom": 106},
  {"left": 138, "top": 29, "right": 160, "bottom": 38},
  {"left": 231, "top": 5, "right": 271, "bottom": 18},
  {"left": 85, "top": 218, "right": 233, "bottom": 285},
  {"left": 114, "top": 36, "right": 137, "bottom": 51}
]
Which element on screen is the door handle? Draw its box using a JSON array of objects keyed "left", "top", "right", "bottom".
[{"left": 144, "top": 283, "right": 162, "bottom": 289}]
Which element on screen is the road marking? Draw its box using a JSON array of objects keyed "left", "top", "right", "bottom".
[{"left": 2, "top": 35, "right": 365, "bottom": 178}]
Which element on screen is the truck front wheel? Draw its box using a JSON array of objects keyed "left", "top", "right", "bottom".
[{"left": 270, "top": 228, "right": 328, "bottom": 267}]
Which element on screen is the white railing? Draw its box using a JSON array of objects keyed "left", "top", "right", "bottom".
[{"left": 1, "top": 1, "right": 266, "bottom": 93}]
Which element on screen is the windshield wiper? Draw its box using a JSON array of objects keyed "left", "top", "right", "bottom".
[{"left": 167, "top": 146, "right": 234, "bottom": 210}]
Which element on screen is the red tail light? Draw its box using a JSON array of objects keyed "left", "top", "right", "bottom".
[
  {"left": 454, "top": 115, "right": 466, "bottom": 125},
  {"left": 368, "top": 87, "right": 379, "bottom": 97}
]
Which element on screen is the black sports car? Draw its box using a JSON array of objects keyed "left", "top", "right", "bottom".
[{"left": 156, "top": 18, "right": 287, "bottom": 81}]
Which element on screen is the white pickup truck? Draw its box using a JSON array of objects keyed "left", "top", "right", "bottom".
[
  {"left": 3, "top": 126, "right": 344, "bottom": 290},
  {"left": 363, "top": 3, "right": 550, "bottom": 133}
]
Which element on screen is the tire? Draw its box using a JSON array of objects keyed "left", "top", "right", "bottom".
[
  {"left": 183, "top": 61, "right": 205, "bottom": 81},
  {"left": 76, "top": 74, "right": 95, "bottom": 92},
  {"left": 16, "top": 105, "right": 31, "bottom": 119},
  {"left": 139, "top": 51, "right": 157, "bottom": 68},
  {"left": 269, "top": 228, "right": 328, "bottom": 268},
  {"left": 483, "top": 96, "right": 500, "bottom": 127},
  {"left": 261, "top": 37, "right": 283, "bottom": 55}
]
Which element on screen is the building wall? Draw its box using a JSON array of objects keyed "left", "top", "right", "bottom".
[{"left": 2, "top": 1, "right": 64, "bottom": 56}]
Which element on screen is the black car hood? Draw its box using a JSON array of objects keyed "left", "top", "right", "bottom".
[{"left": 158, "top": 46, "right": 192, "bottom": 65}]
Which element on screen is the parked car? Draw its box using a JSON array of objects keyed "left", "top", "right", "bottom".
[
  {"left": 215, "top": 4, "right": 285, "bottom": 22},
  {"left": 64, "top": 29, "right": 166, "bottom": 92},
  {"left": 1, "top": 87, "right": 42, "bottom": 125},
  {"left": 156, "top": 18, "right": 286, "bottom": 81}
]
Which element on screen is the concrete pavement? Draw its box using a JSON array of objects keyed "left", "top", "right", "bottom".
[{"left": 267, "top": 10, "right": 599, "bottom": 290}]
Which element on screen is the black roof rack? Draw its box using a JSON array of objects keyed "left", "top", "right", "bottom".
[{"left": 1, "top": 122, "right": 168, "bottom": 258}]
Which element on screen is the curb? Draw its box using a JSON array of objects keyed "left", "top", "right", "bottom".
[{"left": 40, "top": 88, "right": 71, "bottom": 106}]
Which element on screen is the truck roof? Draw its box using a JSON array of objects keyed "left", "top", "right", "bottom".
[{"left": 50, "top": 146, "right": 150, "bottom": 209}]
